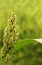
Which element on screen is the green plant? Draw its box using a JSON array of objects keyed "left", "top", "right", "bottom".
[
  {"left": 0, "top": 13, "right": 19, "bottom": 65},
  {"left": 0, "top": 13, "right": 42, "bottom": 65}
]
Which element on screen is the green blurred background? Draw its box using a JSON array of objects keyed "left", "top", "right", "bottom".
[
  {"left": 0, "top": 0, "right": 42, "bottom": 65},
  {"left": 0, "top": 0, "right": 42, "bottom": 45}
]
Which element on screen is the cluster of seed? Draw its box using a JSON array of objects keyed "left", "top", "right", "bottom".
[{"left": 1, "top": 13, "right": 19, "bottom": 58}]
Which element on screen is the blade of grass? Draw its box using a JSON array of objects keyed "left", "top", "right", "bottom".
[{"left": 14, "top": 39, "right": 40, "bottom": 53}]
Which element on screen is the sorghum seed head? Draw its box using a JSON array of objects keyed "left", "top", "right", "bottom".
[{"left": 1, "top": 12, "right": 19, "bottom": 60}]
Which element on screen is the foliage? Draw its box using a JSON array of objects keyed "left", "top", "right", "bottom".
[
  {"left": 0, "top": 0, "right": 42, "bottom": 65},
  {"left": 0, "top": 39, "right": 42, "bottom": 65},
  {"left": 13, "top": 40, "right": 42, "bottom": 65}
]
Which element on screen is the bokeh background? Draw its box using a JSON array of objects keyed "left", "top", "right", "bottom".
[
  {"left": 0, "top": 0, "right": 42, "bottom": 45},
  {"left": 0, "top": 0, "right": 42, "bottom": 65}
]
